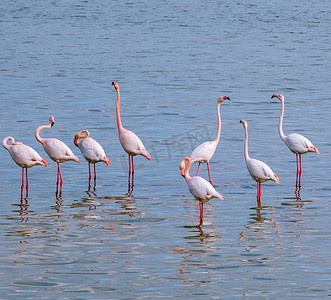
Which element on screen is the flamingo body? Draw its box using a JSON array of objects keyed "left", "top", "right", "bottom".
[
  {"left": 74, "top": 130, "right": 110, "bottom": 165},
  {"left": 119, "top": 128, "right": 150, "bottom": 159},
  {"left": 190, "top": 141, "right": 217, "bottom": 163},
  {"left": 282, "top": 133, "right": 318, "bottom": 155},
  {"left": 246, "top": 158, "right": 279, "bottom": 184},
  {"left": 187, "top": 176, "right": 223, "bottom": 203},
  {"left": 3, "top": 137, "right": 48, "bottom": 168},
  {"left": 42, "top": 137, "right": 79, "bottom": 163}
]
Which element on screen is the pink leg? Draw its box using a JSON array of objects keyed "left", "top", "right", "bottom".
[
  {"left": 21, "top": 168, "right": 24, "bottom": 199},
  {"left": 93, "top": 163, "right": 97, "bottom": 191},
  {"left": 257, "top": 181, "right": 261, "bottom": 207},
  {"left": 207, "top": 162, "right": 213, "bottom": 186},
  {"left": 88, "top": 162, "right": 92, "bottom": 191},
  {"left": 199, "top": 200, "right": 204, "bottom": 226},
  {"left": 57, "top": 162, "right": 63, "bottom": 197},
  {"left": 196, "top": 163, "right": 201, "bottom": 176},
  {"left": 296, "top": 153, "right": 299, "bottom": 187},
  {"left": 25, "top": 168, "right": 29, "bottom": 198},
  {"left": 131, "top": 156, "right": 135, "bottom": 190},
  {"left": 298, "top": 154, "right": 302, "bottom": 187}
]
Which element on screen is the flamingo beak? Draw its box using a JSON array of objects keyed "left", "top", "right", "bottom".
[
  {"left": 313, "top": 147, "right": 319, "bottom": 154},
  {"left": 41, "top": 159, "right": 48, "bottom": 167},
  {"left": 180, "top": 169, "right": 185, "bottom": 177},
  {"left": 74, "top": 139, "right": 79, "bottom": 147}
]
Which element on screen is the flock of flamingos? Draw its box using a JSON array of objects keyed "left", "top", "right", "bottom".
[{"left": 3, "top": 82, "right": 319, "bottom": 225}]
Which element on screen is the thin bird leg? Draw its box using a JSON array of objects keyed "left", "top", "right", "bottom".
[
  {"left": 131, "top": 156, "right": 135, "bottom": 193},
  {"left": 25, "top": 168, "right": 29, "bottom": 198},
  {"left": 88, "top": 162, "right": 92, "bottom": 191},
  {"left": 93, "top": 163, "right": 97, "bottom": 191},
  {"left": 199, "top": 200, "right": 204, "bottom": 226},
  {"left": 298, "top": 154, "right": 302, "bottom": 187},
  {"left": 256, "top": 181, "right": 261, "bottom": 207},
  {"left": 127, "top": 154, "right": 132, "bottom": 196},
  {"left": 21, "top": 167, "right": 24, "bottom": 199},
  {"left": 196, "top": 163, "right": 201, "bottom": 176},
  {"left": 296, "top": 153, "right": 299, "bottom": 187},
  {"left": 207, "top": 162, "right": 213, "bottom": 186},
  {"left": 57, "top": 162, "right": 63, "bottom": 197}
]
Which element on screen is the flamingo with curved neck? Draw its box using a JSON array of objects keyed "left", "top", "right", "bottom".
[
  {"left": 3, "top": 136, "right": 48, "bottom": 198},
  {"left": 112, "top": 81, "right": 151, "bottom": 196},
  {"left": 271, "top": 94, "right": 319, "bottom": 187},
  {"left": 35, "top": 116, "right": 80, "bottom": 197},
  {"left": 240, "top": 120, "right": 279, "bottom": 206},
  {"left": 74, "top": 129, "right": 110, "bottom": 195},
  {"left": 179, "top": 157, "right": 223, "bottom": 226},
  {"left": 190, "top": 96, "right": 230, "bottom": 186}
]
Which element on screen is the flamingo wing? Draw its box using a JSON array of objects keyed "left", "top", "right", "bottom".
[
  {"left": 120, "top": 129, "right": 150, "bottom": 158},
  {"left": 79, "top": 138, "right": 106, "bottom": 163},
  {"left": 285, "top": 133, "right": 318, "bottom": 154},
  {"left": 187, "top": 176, "right": 223, "bottom": 202},
  {"left": 10, "top": 144, "right": 45, "bottom": 168},
  {"left": 43, "top": 138, "right": 78, "bottom": 163}
]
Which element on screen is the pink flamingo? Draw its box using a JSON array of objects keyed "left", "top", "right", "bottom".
[
  {"left": 240, "top": 120, "right": 279, "bottom": 207},
  {"left": 3, "top": 136, "right": 48, "bottom": 198},
  {"left": 74, "top": 130, "right": 110, "bottom": 195},
  {"left": 112, "top": 81, "right": 151, "bottom": 195},
  {"left": 35, "top": 116, "right": 80, "bottom": 197},
  {"left": 179, "top": 157, "right": 223, "bottom": 226},
  {"left": 271, "top": 94, "right": 319, "bottom": 187},
  {"left": 190, "top": 96, "right": 230, "bottom": 186}
]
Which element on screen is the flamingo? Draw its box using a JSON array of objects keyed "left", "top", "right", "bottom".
[
  {"left": 190, "top": 96, "right": 230, "bottom": 186},
  {"left": 240, "top": 120, "right": 279, "bottom": 206},
  {"left": 271, "top": 94, "right": 319, "bottom": 187},
  {"left": 35, "top": 116, "right": 80, "bottom": 197},
  {"left": 112, "top": 81, "right": 151, "bottom": 195},
  {"left": 3, "top": 136, "right": 48, "bottom": 198},
  {"left": 74, "top": 130, "right": 110, "bottom": 194},
  {"left": 179, "top": 157, "right": 223, "bottom": 226}
]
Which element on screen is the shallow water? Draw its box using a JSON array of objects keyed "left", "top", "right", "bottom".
[{"left": 1, "top": 0, "right": 331, "bottom": 298}]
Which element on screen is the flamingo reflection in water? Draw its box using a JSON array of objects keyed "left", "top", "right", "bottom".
[{"left": 3, "top": 136, "right": 48, "bottom": 199}]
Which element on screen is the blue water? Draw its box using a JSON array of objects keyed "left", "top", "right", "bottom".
[{"left": 1, "top": 0, "right": 331, "bottom": 298}]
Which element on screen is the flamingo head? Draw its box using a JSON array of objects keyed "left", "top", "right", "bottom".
[
  {"left": 112, "top": 81, "right": 119, "bottom": 91},
  {"left": 49, "top": 116, "right": 55, "bottom": 127},
  {"left": 218, "top": 96, "right": 231, "bottom": 104},
  {"left": 74, "top": 130, "right": 89, "bottom": 147},
  {"left": 271, "top": 94, "right": 284, "bottom": 101},
  {"left": 179, "top": 160, "right": 185, "bottom": 177},
  {"left": 240, "top": 119, "right": 247, "bottom": 127}
]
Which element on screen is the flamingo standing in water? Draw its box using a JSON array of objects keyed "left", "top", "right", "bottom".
[
  {"left": 35, "top": 116, "right": 80, "bottom": 197},
  {"left": 240, "top": 120, "right": 279, "bottom": 206},
  {"left": 190, "top": 96, "right": 230, "bottom": 186},
  {"left": 112, "top": 81, "right": 151, "bottom": 196},
  {"left": 271, "top": 94, "right": 319, "bottom": 187},
  {"left": 74, "top": 130, "right": 110, "bottom": 195},
  {"left": 179, "top": 157, "right": 223, "bottom": 226},
  {"left": 3, "top": 136, "right": 48, "bottom": 198}
]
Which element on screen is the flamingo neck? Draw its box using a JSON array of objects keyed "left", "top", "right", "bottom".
[
  {"left": 214, "top": 102, "right": 221, "bottom": 143},
  {"left": 243, "top": 125, "right": 250, "bottom": 163},
  {"left": 3, "top": 136, "right": 13, "bottom": 150},
  {"left": 35, "top": 122, "right": 52, "bottom": 144},
  {"left": 279, "top": 98, "right": 286, "bottom": 141},
  {"left": 115, "top": 88, "right": 124, "bottom": 134},
  {"left": 184, "top": 157, "right": 192, "bottom": 181}
]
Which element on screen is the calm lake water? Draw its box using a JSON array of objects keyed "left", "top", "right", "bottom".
[{"left": 1, "top": 0, "right": 330, "bottom": 298}]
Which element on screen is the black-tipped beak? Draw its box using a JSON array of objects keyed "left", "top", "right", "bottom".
[
  {"left": 74, "top": 139, "right": 79, "bottom": 147},
  {"left": 51, "top": 122, "right": 54, "bottom": 127},
  {"left": 111, "top": 81, "right": 114, "bottom": 85}
]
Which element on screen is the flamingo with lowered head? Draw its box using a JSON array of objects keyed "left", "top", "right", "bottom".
[
  {"left": 74, "top": 130, "right": 110, "bottom": 194},
  {"left": 190, "top": 96, "right": 230, "bottom": 186},
  {"left": 271, "top": 94, "right": 319, "bottom": 186},
  {"left": 179, "top": 157, "right": 223, "bottom": 226},
  {"left": 3, "top": 136, "right": 48, "bottom": 198},
  {"left": 112, "top": 81, "right": 151, "bottom": 195},
  {"left": 240, "top": 120, "right": 279, "bottom": 206},
  {"left": 35, "top": 116, "right": 80, "bottom": 197}
]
